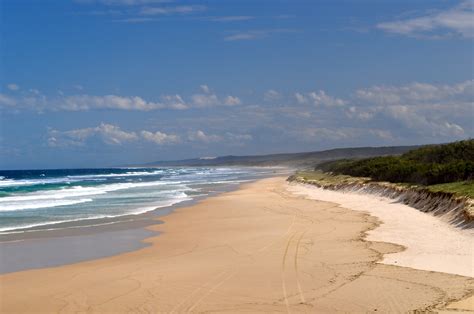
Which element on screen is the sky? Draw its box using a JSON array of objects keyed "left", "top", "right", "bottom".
[{"left": 0, "top": 0, "right": 473, "bottom": 169}]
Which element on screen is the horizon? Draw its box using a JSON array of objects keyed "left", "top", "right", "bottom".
[
  {"left": 1, "top": 0, "right": 473, "bottom": 169},
  {"left": 1, "top": 139, "right": 463, "bottom": 171}
]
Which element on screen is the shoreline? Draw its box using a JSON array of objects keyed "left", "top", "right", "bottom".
[
  {"left": 0, "top": 171, "right": 286, "bottom": 274},
  {"left": 0, "top": 177, "right": 473, "bottom": 312}
]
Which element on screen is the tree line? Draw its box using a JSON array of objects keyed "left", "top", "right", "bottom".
[{"left": 317, "top": 140, "right": 474, "bottom": 185}]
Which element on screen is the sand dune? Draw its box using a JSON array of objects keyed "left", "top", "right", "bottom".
[
  {"left": 0, "top": 177, "right": 472, "bottom": 313},
  {"left": 288, "top": 182, "right": 474, "bottom": 277}
]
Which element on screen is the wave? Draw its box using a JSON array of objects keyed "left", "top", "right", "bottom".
[
  {"left": 0, "top": 166, "right": 261, "bottom": 233},
  {"left": 0, "top": 170, "right": 166, "bottom": 188},
  {"left": 0, "top": 192, "right": 191, "bottom": 233},
  {"left": 66, "top": 170, "right": 165, "bottom": 180},
  {"left": 0, "top": 180, "right": 181, "bottom": 204},
  {"left": 0, "top": 198, "right": 93, "bottom": 211},
  {"left": 0, "top": 177, "right": 102, "bottom": 188}
]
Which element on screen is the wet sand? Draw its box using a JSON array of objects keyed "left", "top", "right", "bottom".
[{"left": 0, "top": 177, "right": 473, "bottom": 313}]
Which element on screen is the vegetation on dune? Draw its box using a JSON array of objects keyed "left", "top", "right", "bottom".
[
  {"left": 317, "top": 140, "right": 474, "bottom": 186},
  {"left": 426, "top": 181, "right": 474, "bottom": 199}
]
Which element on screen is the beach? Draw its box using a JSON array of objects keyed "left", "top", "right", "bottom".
[{"left": 0, "top": 176, "right": 473, "bottom": 312}]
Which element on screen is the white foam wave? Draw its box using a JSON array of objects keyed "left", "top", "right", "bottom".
[
  {"left": 66, "top": 170, "right": 164, "bottom": 179},
  {"left": 0, "top": 170, "right": 165, "bottom": 188},
  {"left": 0, "top": 180, "right": 179, "bottom": 204},
  {"left": 0, "top": 198, "right": 93, "bottom": 211},
  {"left": 0, "top": 177, "right": 100, "bottom": 188},
  {"left": 0, "top": 192, "right": 191, "bottom": 233}
]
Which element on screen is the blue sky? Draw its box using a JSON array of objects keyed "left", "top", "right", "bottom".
[{"left": 0, "top": 0, "right": 473, "bottom": 169}]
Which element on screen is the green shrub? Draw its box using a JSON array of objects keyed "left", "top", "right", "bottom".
[{"left": 317, "top": 140, "right": 474, "bottom": 185}]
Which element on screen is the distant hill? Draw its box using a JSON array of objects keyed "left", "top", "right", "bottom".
[{"left": 141, "top": 145, "right": 421, "bottom": 168}]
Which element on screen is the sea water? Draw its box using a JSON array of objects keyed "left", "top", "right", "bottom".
[{"left": 0, "top": 167, "right": 272, "bottom": 234}]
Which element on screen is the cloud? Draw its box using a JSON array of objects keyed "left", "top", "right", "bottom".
[
  {"left": 295, "top": 90, "right": 346, "bottom": 107},
  {"left": 355, "top": 80, "right": 474, "bottom": 105},
  {"left": 0, "top": 93, "right": 168, "bottom": 112},
  {"left": 296, "top": 127, "right": 352, "bottom": 142},
  {"left": 160, "top": 94, "right": 188, "bottom": 110},
  {"left": 140, "top": 5, "right": 206, "bottom": 15},
  {"left": 264, "top": 89, "right": 281, "bottom": 102},
  {"left": 115, "top": 17, "right": 156, "bottom": 23},
  {"left": 0, "top": 86, "right": 241, "bottom": 112},
  {"left": 60, "top": 94, "right": 166, "bottom": 111},
  {"left": 48, "top": 123, "right": 138, "bottom": 147},
  {"left": 224, "top": 33, "right": 260, "bottom": 41},
  {"left": 48, "top": 123, "right": 181, "bottom": 147},
  {"left": 187, "top": 130, "right": 222, "bottom": 143},
  {"left": 210, "top": 16, "right": 254, "bottom": 22},
  {"left": 191, "top": 93, "right": 219, "bottom": 107},
  {"left": 7, "top": 84, "right": 19, "bottom": 91},
  {"left": 349, "top": 80, "right": 473, "bottom": 137},
  {"left": 140, "top": 130, "right": 180, "bottom": 144},
  {"left": 226, "top": 133, "right": 253, "bottom": 141},
  {"left": 200, "top": 84, "right": 211, "bottom": 94},
  {"left": 377, "top": 0, "right": 474, "bottom": 38},
  {"left": 76, "top": 0, "right": 173, "bottom": 6},
  {"left": 224, "top": 29, "right": 295, "bottom": 41},
  {"left": 191, "top": 87, "right": 241, "bottom": 107},
  {"left": 223, "top": 95, "right": 241, "bottom": 106},
  {"left": 0, "top": 94, "right": 17, "bottom": 107},
  {"left": 48, "top": 123, "right": 253, "bottom": 148}
]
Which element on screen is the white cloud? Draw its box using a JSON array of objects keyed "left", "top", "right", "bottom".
[
  {"left": 210, "top": 16, "right": 254, "bottom": 22},
  {"left": 191, "top": 93, "right": 219, "bottom": 107},
  {"left": 7, "top": 84, "right": 19, "bottom": 91},
  {"left": 48, "top": 123, "right": 138, "bottom": 147},
  {"left": 48, "top": 123, "right": 182, "bottom": 147},
  {"left": 0, "top": 94, "right": 17, "bottom": 107},
  {"left": 225, "top": 132, "right": 253, "bottom": 143},
  {"left": 377, "top": 0, "right": 474, "bottom": 38},
  {"left": 294, "top": 92, "right": 306, "bottom": 104},
  {"left": 60, "top": 94, "right": 165, "bottom": 111},
  {"left": 116, "top": 17, "right": 156, "bottom": 23},
  {"left": 190, "top": 87, "right": 241, "bottom": 107},
  {"left": 224, "top": 33, "right": 260, "bottom": 41},
  {"left": 350, "top": 80, "right": 473, "bottom": 137},
  {"left": 368, "top": 129, "right": 394, "bottom": 140},
  {"left": 140, "top": 130, "right": 180, "bottom": 144},
  {"left": 187, "top": 130, "right": 222, "bottom": 143},
  {"left": 355, "top": 80, "right": 474, "bottom": 105},
  {"left": 224, "top": 29, "right": 295, "bottom": 41},
  {"left": 0, "top": 85, "right": 244, "bottom": 112},
  {"left": 76, "top": 0, "right": 173, "bottom": 6},
  {"left": 140, "top": 5, "right": 206, "bottom": 15},
  {"left": 223, "top": 95, "right": 241, "bottom": 106},
  {"left": 297, "top": 127, "right": 352, "bottom": 141},
  {"left": 200, "top": 84, "right": 211, "bottom": 94},
  {"left": 160, "top": 94, "right": 188, "bottom": 110},
  {"left": 295, "top": 90, "right": 346, "bottom": 107},
  {"left": 264, "top": 89, "right": 281, "bottom": 102}
]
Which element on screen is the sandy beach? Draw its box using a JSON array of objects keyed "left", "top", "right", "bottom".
[{"left": 0, "top": 177, "right": 473, "bottom": 313}]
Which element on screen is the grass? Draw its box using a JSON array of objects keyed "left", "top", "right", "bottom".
[
  {"left": 426, "top": 181, "right": 474, "bottom": 198},
  {"left": 294, "top": 171, "right": 369, "bottom": 186},
  {"left": 293, "top": 171, "right": 474, "bottom": 199}
]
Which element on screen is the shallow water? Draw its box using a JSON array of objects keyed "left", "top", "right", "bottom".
[{"left": 0, "top": 167, "right": 273, "bottom": 234}]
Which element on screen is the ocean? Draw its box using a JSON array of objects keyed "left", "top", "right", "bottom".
[{"left": 0, "top": 167, "right": 273, "bottom": 234}]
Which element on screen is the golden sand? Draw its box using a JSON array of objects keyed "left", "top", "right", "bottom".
[{"left": 0, "top": 177, "right": 472, "bottom": 313}]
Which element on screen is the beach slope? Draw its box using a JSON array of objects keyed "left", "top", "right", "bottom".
[{"left": 0, "top": 177, "right": 473, "bottom": 312}]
